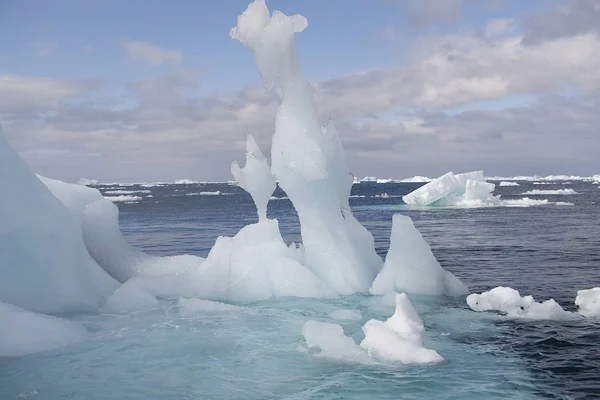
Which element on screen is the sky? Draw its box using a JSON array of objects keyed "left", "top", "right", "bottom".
[{"left": 1, "top": 0, "right": 599, "bottom": 183}]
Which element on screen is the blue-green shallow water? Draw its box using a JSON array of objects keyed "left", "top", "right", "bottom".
[{"left": 1, "top": 181, "right": 599, "bottom": 399}]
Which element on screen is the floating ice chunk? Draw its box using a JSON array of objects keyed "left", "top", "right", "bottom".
[
  {"left": 403, "top": 171, "right": 500, "bottom": 207},
  {"left": 521, "top": 189, "right": 578, "bottom": 195},
  {"left": 503, "top": 197, "right": 550, "bottom": 207},
  {"left": 104, "top": 190, "right": 151, "bottom": 195},
  {"left": 370, "top": 214, "right": 468, "bottom": 296},
  {"left": 301, "top": 320, "right": 374, "bottom": 364},
  {"left": 555, "top": 202, "right": 574, "bottom": 206},
  {"left": 466, "top": 286, "right": 576, "bottom": 320},
  {"left": 77, "top": 178, "right": 99, "bottom": 186},
  {"left": 231, "top": 134, "right": 276, "bottom": 221},
  {"left": 303, "top": 294, "right": 443, "bottom": 365},
  {"left": 533, "top": 182, "right": 556, "bottom": 185},
  {"left": 499, "top": 181, "right": 520, "bottom": 186},
  {"left": 173, "top": 179, "right": 198, "bottom": 184},
  {"left": 231, "top": 0, "right": 382, "bottom": 295},
  {"left": 178, "top": 298, "right": 243, "bottom": 315},
  {"left": 104, "top": 195, "right": 142, "bottom": 202},
  {"left": 0, "top": 126, "right": 118, "bottom": 314},
  {"left": 402, "top": 172, "right": 459, "bottom": 206},
  {"left": 575, "top": 288, "right": 600, "bottom": 317},
  {"left": 186, "top": 191, "right": 221, "bottom": 196},
  {"left": 329, "top": 309, "right": 363, "bottom": 321},
  {"left": 0, "top": 301, "right": 86, "bottom": 356},
  {"left": 400, "top": 176, "right": 432, "bottom": 183},
  {"left": 104, "top": 281, "right": 158, "bottom": 312},
  {"left": 360, "top": 293, "right": 444, "bottom": 364}
]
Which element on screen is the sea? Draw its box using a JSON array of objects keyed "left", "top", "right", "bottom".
[{"left": 1, "top": 180, "right": 599, "bottom": 400}]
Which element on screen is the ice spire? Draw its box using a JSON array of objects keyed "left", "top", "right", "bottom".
[{"left": 231, "top": 134, "right": 276, "bottom": 222}]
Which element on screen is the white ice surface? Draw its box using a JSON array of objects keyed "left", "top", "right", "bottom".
[
  {"left": 499, "top": 181, "right": 520, "bottom": 186},
  {"left": 0, "top": 301, "right": 87, "bottom": 356},
  {"left": 302, "top": 294, "right": 443, "bottom": 365},
  {"left": 403, "top": 171, "right": 501, "bottom": 207},
  {"left": 128, "top": 219, "right": 336, "bottom": 302},
  {"left": 231, "top": 134, "right": 276, "bottom": 222},
  {"left": 0, "top": 126, "right": 118, "bottom": 314},
  {"left": 40, "top": 176, "right": 201, "bottom": 283},
  {"left": 370, "top": 214, "right": 468, "bottom": 296},
  {"left": 521, "top": 189, "right": 578, "bottom": 195},
  {"left": 467, "top": 286, "right": 576, "bottom": 320},
  {"left": 575, "top": 288, "right": 600, "bottom": 317}
]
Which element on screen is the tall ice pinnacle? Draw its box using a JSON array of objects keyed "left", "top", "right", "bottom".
[{"left": 230, "top": 0, "right": 383, "bottom": 294}]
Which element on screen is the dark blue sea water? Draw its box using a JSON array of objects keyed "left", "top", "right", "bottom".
[{"left": 2, "top": 180, "right": 599, "bottom": 399}]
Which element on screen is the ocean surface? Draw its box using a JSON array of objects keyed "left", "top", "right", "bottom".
[{"left": 2, "top": 180, "right": 599, "bottom": 399}]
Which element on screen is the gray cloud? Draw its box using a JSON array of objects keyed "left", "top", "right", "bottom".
[{"left": 523, "top": 0, "right": 600, "bottom": 44}]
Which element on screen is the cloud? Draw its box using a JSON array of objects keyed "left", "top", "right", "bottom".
[
  {"left": 523, "top": 0, "right": 600, "bottom": 44},
  {"left": 32, "top": 41, "right": 58, "bottom": 57},
  {"left": 0, "top": 73, "right": 99, "bottom": 113},
  {"left": 3, "top": 1, "right": 600, "bottom": 181},
  {"left": 408, "top": 0, "right": 462, "bottom": 27},
  {"left": 121, "top": 41, "right": 182, "bottom": 65}
]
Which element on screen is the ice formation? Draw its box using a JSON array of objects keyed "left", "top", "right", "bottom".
[
  {"left": 104, "top": 281, "right": 158, "bottom": 312},
  {"left": 360, "top": 294, "right": 444, "bottom": 363},
  {"left": 0, "top": 126, "right": 118, "bottom": 313},
  {"left": 230, "top": 0, "right": 383, "bottom": 294},
  {"left": 127, "top": 218, "right": 336, "bottom": 302},
  {"left": 40, "top": 176, "right": 200, "bottom": 283},
  {"left": 302, "top": 294, "right": 444, "bottom": 365},
  {"left": 575, "top": 288, "right": 600, "bottom": 317},
  {"left": 521, "top": 189, "right": 578, "bottom": 195},
  {"left": 466, "top": 287, "right": 576, "bottom": 320},
  {"left": 403, "top": 171, "right": 500, "bottom": 207},
  {"left": 499, "top": 181, "right": 520, "bottom": 187},
  {"left": 370, "top": 214, "right": 468, "bottom": 296},
  {"left": 0, "top": 301, "right": 87, "bottom": 357},
  {"left": 231, "top": 134, "right": 276, "bottom": 222}
]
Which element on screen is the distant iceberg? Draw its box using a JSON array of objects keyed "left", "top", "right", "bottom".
[
  {"left": 521, "top": 189, "right": 578, "bottom": 195},
  {"left": 403, "top": 171, "right": 500, "bottom": 207}
]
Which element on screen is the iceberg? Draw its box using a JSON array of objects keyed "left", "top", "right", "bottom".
[
  {"left": 370, "top": 214, "right": 468, "bottom": 296},
  {"left": 499, "top": 181, "right": 520, "bottom": 187},
  {"left": 0, "top": 126, "right": 118, "bottom": 313},
  {"left": 575, "top": 288, "right": 600, "bottom": 317},
  {"left": 403, "top": 171, "right": 500, "bottom": 207},
  {"left": 230, "top": 0, "right": 382, "bottom": 294}
]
